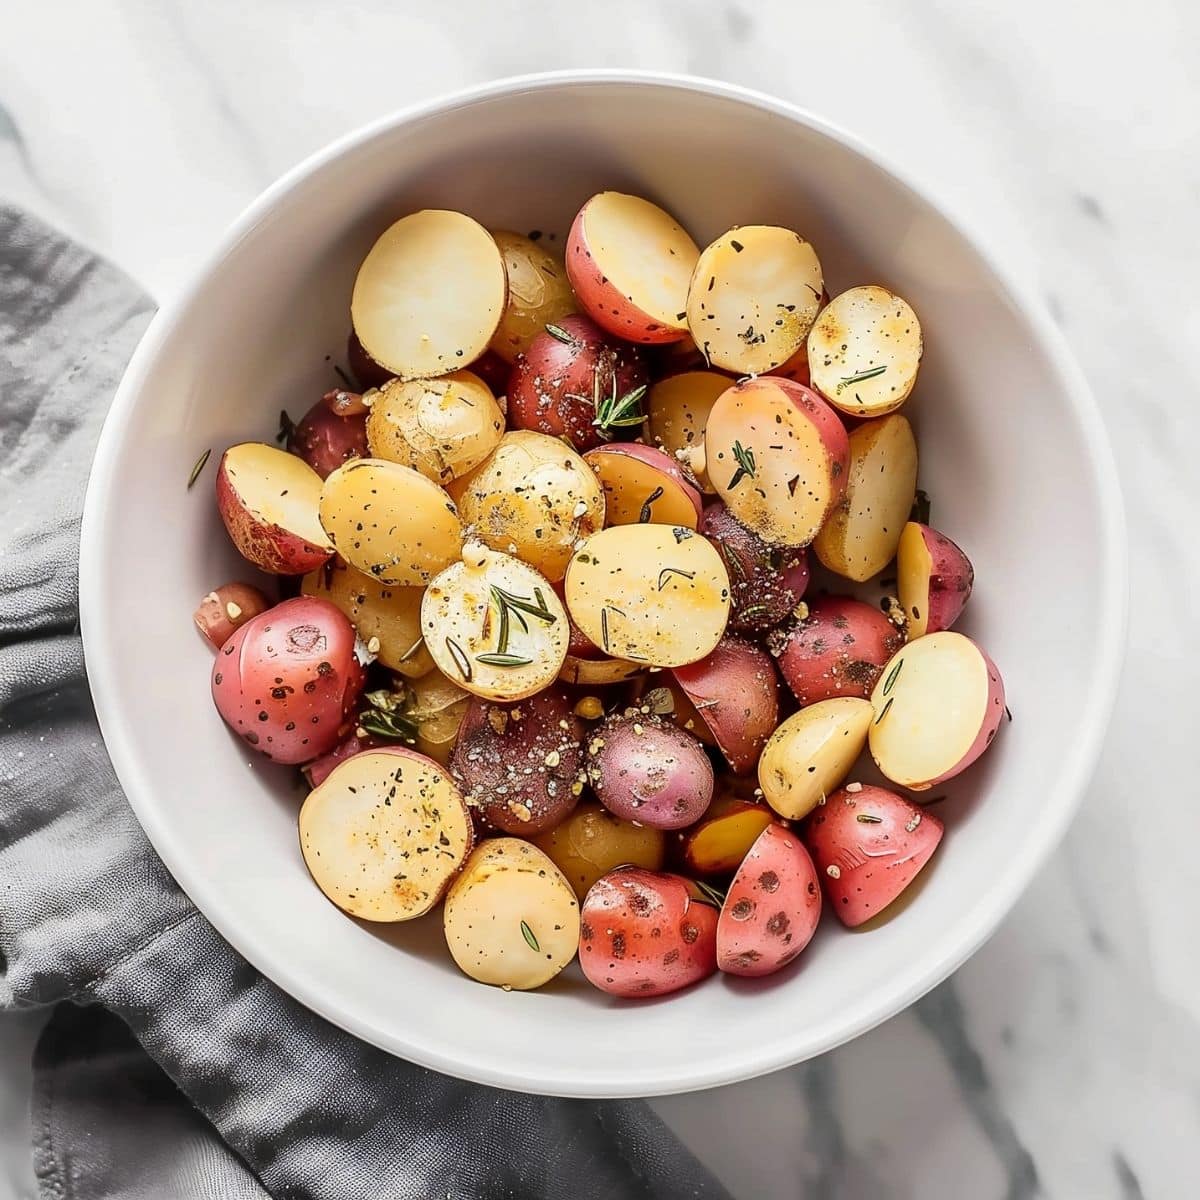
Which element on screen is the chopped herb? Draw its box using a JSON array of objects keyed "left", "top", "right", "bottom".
[
  {"left": 544, "top": 323, "right": 574, "bottom": 344},
  {"left": 276, "top": 409, "right": 296, "bottom": 444},
  {"left": 186, "top": 448, "right": 211, "bottom": 490},
  {"left": 520, "top": 920, "right": 540, "bottom": 952},
  {"left": 398, "top": 636, "right": 425, "bottom": 663},
  {"left": 835, "top": 365, "right": 888, "bottom": 395},
  {"left": 444, "top": 636, "right": 473, "bottom": 682},
  {"left": 638, "top": 487, "right": 664, "bottom": 523},
  {"left": 591, "top": 373, "right": 647, "bottom": 435},
  {"left": 856, "top": 813, "right": 883, "bottom": 824},
  {"left": 476, "top": 652, "right": 534, "bottom": 667},
  {"left": 729, "top": 239, "right": 744, "bottom": 253},
  {"left": 692, "top": 880, "right": 726, "bottom": 908},
  {"left": 910, "top": 489, "right": 932, "bottom": 525},
  {"left": 642, "top": 687, "right": 675, "bottom": 716},
  {"left": 881, "top": 658, "right": 905, "bottom": 696},
  {"left": 727, "top": 439, "right": 757, "bottom": 490},
  {"left": 600, "top": 607, "right": 610, "bottom": 653},
  {"left": 1005, "top": 705, "right": 1013, "bottom": 723},
  {"left": 357, "top": 707, "right": 418, "bottom": 742},
  {"left": 874, "top": 697, "right": 894, "bottom": 725},
  {"left": 657, "top": 566, "right": 697, "bottom": 591},
  {"left": 738, "top": 603, "right": 769, "bottom": 622},
  {"left": 671, "top": 527, "right": 694, "bottom": 544}
]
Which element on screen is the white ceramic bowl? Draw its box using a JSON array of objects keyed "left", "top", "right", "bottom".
[{"left": 80, "top": 71, "right": 1126, "bottom": 1098}]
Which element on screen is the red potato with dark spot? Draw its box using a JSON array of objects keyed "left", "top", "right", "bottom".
[
  {"left": 699, "top": 502, "right": 809, "bottom": 633},
  {"left": 897, "top": 522, "right": 974, "bottom": 639},
  {"left": 717, "top": 824, "right": 822, "bottom": 976},
  {"left": 210, "top": 596, "right": 364, "bottom": 764},
  {"left": 193, "top": 582, "right": 271, "bottom": 649},
  {"left": 287, "top": 397, "right": 369, "bottom": 479},
  {"left": 449, "top": 687, "right": 585, "bottom": 836},
  {"left": 803, "top": 784, "right": 943, "bottom": 927},
  {"left": 578, "top": 868, "right": 718, "bottom": 997},
  {"left": 507, "top": 314, "right": 648, "bottom": 451},
  {"left": 584, "top": 442, "right": 703, "bottom": 528},
  {"left": 347, "top": 330, "right": 393, "bottom": 390},
  {"left": 777, "top": 595, "right": 904, "bottom": 706},
  {"left": 585, "top": 711, "right": 713, "bottom": 830},
  {"left": 671, "top": 636, "right": 779, "bottom": 775}
]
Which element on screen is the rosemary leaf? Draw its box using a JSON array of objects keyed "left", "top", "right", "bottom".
[
  {"left": 186, "top": 448, "right": 211, "bottom": 490},
  {"left": 520, "top": 920, "right": 540, "bottom": 952},
  {"left": 835, "top": 364, "right": 887, "bottom": 394}
]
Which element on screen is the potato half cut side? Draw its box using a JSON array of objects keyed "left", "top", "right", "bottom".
[
  {"left": 897, "top": 521, "right": 974, "bottom": 639},
  {"left": 814, "top": 414, "right": 918, "bottom": 581},
  {"left": 564, "top": 524, "right": 730, "bottom": 668},
  {"left": 868, "top": 633, "right": 1006, "bottom": 790},
  {"left": 808, "top": 285, "right": 923, "bottom": 416},
  {"left": 687, "top": 227, "right": 823, "bottom": 375},
  {"left": 351, "top": 210, "right": 507, "bottom": 380},
  {"left": 443, "top": 838, "right": 580, "bottom": 990},
  {"left": 584, "top": 443, "right": 702, "bottom": 528},
  {"left": 299, "top": 748, "right": 473, "bottom": 921},
  {"left": 488, "top": 230, "right": 577, "bottom": 363},
  {"left": 646, "top": 370, "right": 732, "bottom": 492}
]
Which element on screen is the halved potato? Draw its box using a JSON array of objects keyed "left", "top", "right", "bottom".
[
  {"left": 421, "top": 543, "right": 568, "bottom": 701},
  {"left": 319, "top": 458, "right": 463, "bottom": 586},
  {"left": 488, "top": 230, "right": 577, "bottom": 363},
  {"left": 298, "top": 747, "right": 473, "bottom": 921},
  {"left": 567, "top": 192, "right": 699, "bottom": 344},
  {"left": 808, "top": 286, "right": 923, "bottom": 416},
  {"left": 443, "top": 838, "right": 580, "bottom": 989},
  {"left": 814, "top": 414, "right": 918, "bottom": 581},
  {"left": 897, "top": 521, "right": 974, "bottom": 639},
  {"left": 678, "top": 792, "right": 775, "bottom": 876},
  {"left": 216, "top": 442, "right": 333, "bottom": 574},
  {"left": 564, "top": 524, "right": 731, "bottom": 668},
  {"left": 351, "top": 210, "right": 507, "bottom": 380},
  {"left": 646, "top": 370, "right": 731, "bottom": 492},
  {"left": 687, "top": 227, "right": 823, "bottom": 375},
  {"left": 584, "top": 443, "right": 702, "bottom": 528},
  {"left": 532, "top": 802, "right": 665, "bottom": 901}
]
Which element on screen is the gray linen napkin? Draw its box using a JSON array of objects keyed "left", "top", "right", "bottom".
[{"left": 0, "top": 205, "right": 730, "bottom": 1200}]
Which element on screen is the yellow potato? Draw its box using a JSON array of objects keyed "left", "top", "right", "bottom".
[
  {"left": 488, "top": 230, "right": 577, "bottom": 363},
  {"left": 532, "top": 803, "right": 665, "bottom": 901},
  {"left": 404, "top": 670, "right": 470, "bottom": 764},
  {"left": 646, "top": 370, "right": 732, "bottom": 492}
]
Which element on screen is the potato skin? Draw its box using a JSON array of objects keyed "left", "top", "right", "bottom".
[
  {"left": 777, "top": 596, "right": 904, "bottom": 706},
  {"left": 579, "top": 868, "right": 718, "bottom": 997},
  {"left": 450, "top": 687, "right": 584, "bottom": 835},
  {"left": 193, "top": 582, "right": 271, "bottom": 650},
  {"left": 347, "top": 330, "right": 393, "bottom": 390},
  {"left": 532, "top": 802, "right": 665, "bottom": 900},
  {"left": 211, "top": 596, "right": 364, "bottom": 764},
  {"left": 898, "top": 521, "right": 974, "bottom": 639},
  {"left": 288, "top": 398, "right": 368, "bottom": 480},
  {"left": 717, "top": 825, "right": 821, "bottom": 977},
  {"left": 585, "top": 712, "right": 713, "bottom": 830},
  {"left": 488, "top": 230, "right": 578, "bottom": 364}
]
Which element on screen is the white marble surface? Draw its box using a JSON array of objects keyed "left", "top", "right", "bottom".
[{"left": 2, "top": 1, "right": 1197, "bottom": 1197}]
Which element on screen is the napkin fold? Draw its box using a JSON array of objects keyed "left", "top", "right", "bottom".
[{"left": 0, "top": 206, "right": 729, "bottom": 1200}]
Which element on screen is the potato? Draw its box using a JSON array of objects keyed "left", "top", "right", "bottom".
[
  {"left": 318, "top": 459, "right": 463, "bottom": 586},
  {"left": 559, "top": 654, "right": 645, "bottom": 687},
  {"left": 765, "top": 288, "right": 830, "bottom": 386},
  {"left": 803, "top": 783, "right": 943, "bottom": 927},
  {"left": 807, "top": 286, "right": 923, "bottom": 417},
  {"left": 365, "top": 370, "right": 505, "bottom": 484},
  {"left": 814, "top": 414, "right": 918, "bottom": 582},
  {"left": 628, "top": 674, "right": 715, "bottom": 747},
  {"left": 646, "top": 332, "right": 708, "bottom": 381},
  {"left": 211, "top": 596, "right": 364, "bottom": 764},
  {"left": 287, "top": 398, "right": 368, "bottom": 480},
  {"left": 450, "top": 687, "right": 584, "bottom": 835},
  {"left": 578, "top": 868, "right": 717, "bottom": 998},
  {"left": 564, "top": 524, "right": 730, "bottom": 667},
  {"left": 566, "top": 192, "right": 699, "bottom": 344},
  {"left": 299, "top": 747, "right": 473, "bottom": 921},
  {"left": 302, "top": 731, "right": 378, "bottom": 789},
  {"left": 677, "top": 792, "right": 775, "bottom": 877},
  {"left": 897, "top": 521, "right": 974, "bottom": 639},
  {"left": 443, "top": 838, "right": 580, "bottom": 990},
  {"left": 532, "top": 802, "right": 665, "bottom": 901},
  {"left": 777, "top": 595, "right": 905, "bottom": 706},
  {"left": 402, "top": 669, "right": 470, "bottom": 764},
  {"left": 757, "top": 698, "right": 874, "bottom": 820},
  {"left": 488, "top": 230, "right": 578, "bottom": 363},
  {"left": 716, "top": 824, "right": 821, "bottom": 976},
  {"left": 351, "top": 210, "right": 507, "bottom": 380},
  {"left": 868, "top": 632, "right": 1005, "bottom": 790},
  {"left": 465, "top": 348, "right": 511, "bottom": 397},
  {"left": 646, "top": 370, "right": 732, "bottom": 491},
  {"left": 456, "top": 430, "right": 605, "bottom": 580},
  {"left": 670, "top": 635, "right": 779, "bottom": 774},
  {"left": 301, "top": 558, "right": 433, "bottom": 677},
  {"left": 698, "top": 502, "right": 809, "bottom": 633},
  {"left": 322, "top": 387, "right": 369, "bottom": 418},
  {"left": 216, "top": 442, "right": 333, "bottom": 575},
  {"left": 583, "top": 443, "right": 702, "bottom": 529},
  {"left": 347, "top": 330, "right": 393, "bottom": 390},
  {"left": 704, "top": 377, "right": 849, "bottom": 547},
  {"left": 687, "top": 226, "right": 824, "bottom": 375},
  {"left": 507, "top": 314, "right": 648, "bottom": 452},
  {"left": 421, "top": 543, "right": 568, "bottom": 701},
  {"left": 585, "top": 711, "right": 713, "bottom": 830},
  {"left": 193, "top": 582, "right": 271, "bottom": 650}
]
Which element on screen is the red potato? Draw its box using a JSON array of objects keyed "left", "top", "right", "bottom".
[
  {"left": 216, "top": 442, "right": 334, "bottom": 575},
  {"left": 897, "top": 522, "right": 974, "bottom": 639},
  {"left": 704, "top": 377, "right": 849, "bottom": 547},
  {"left": 347, "top": 330, "right": 393, "bottom": 390},
  {"left": 671, "top": 636, "right": 780, "bottom": 775},
  {"left": 585, "top": 711, "right": 713, "bottom": 830},
  {"left": 717, "top": 824, "right": 821, "bottom": 976},
  {"left": 868, "top": 633, "right": 1005, "bottom": 790},
  {"left": 302, "top": 731, "right": 380, "bottom": 789},
  {"left": 646, "top": 332, "right": 709, "bottom": 381},
  {"left": 322, "top": 388, "right": 369, "bottom": 418},
  {"left": 646, "top": 370, "right": 732, "bottom": 491},
  {"left": 567, "top": 192, "right": 699, "bottom": 344},
  {"left": 193, "top": 582, "right": 271, "bottom": 649},
  {"left": 777, "top": 595, "right": 904, "bottom": 706},
  {"left": 466, "top": 348, "right": 511, "bottom": 397},
  {"left": 803, "top": 784, "right": 943, "bottom": 927},
  {"left": 578, "top": 868, "right": 718, "bottom": 997},
  {"left": 507, "top": 314, "right": 648, "bottom": 451},
  {"left": 677, "top": 791, "right": 776, "bottom": 876},
  {"left": 210, "top": 596, "right": 364, "bottom": 764},
  {"left": 698, "top": 502, "right": 809, "bottom": 633},
  {"left": 449, "top": 687, "right": 585, "bottom": 836},
  {"left": 287, "top": 397, "right": 368, "bottom": 480},
  {"left": 584, "top": 443, "right": 702, "bottom": 529}
]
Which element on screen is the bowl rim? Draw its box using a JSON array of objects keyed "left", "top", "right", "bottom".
[{"left": 79, "top": 68, "right": 1128, "bottom": 1097}]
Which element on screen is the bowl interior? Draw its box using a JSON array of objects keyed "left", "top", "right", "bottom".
[{"left": 82, "top": 76, "right": 1121, "bottom": 1096}]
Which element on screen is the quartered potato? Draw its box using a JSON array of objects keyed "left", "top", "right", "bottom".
[
  {"left": 686, "top": 226, "right": 823, "bottom": 375},
  {"left": 646, "top": 370, "right": 732, "bottom": 492},
  {"left": 351, "top": 210, "right": 507, "bottom": 380},
  {"left": 897, "top": 521, "right": 974, "bottom": 639},
  {"left": 583, "top": 443, "right": 702, "bottom": 528},
  {"left": 488, "top": 230, "right": 577, "bottom": 363},
  {"left": 421, "top": 543, "right": 569, "bottom": 701},
  {"left": 808, "top": 285, "right": 923, "bottom": 417}
]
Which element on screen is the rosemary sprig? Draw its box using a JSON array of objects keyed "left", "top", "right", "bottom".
[
  {"left": 881, "top": 658, "right": 905, "bottom": 696},
  {"left": 638, "top": 487, "right": 664, "bottom": 523},
  {"left": 357, "top": 707, "right": 418, "bottom": 743},
  {"left": 727, "top": 440, "right": 756, "bottom": 490},
  {"left": 691, "top": 880, "right": 727, "bottom": 909},
  {"left": 874, "top": 697, "right": 894, "bottom": 726},
  {"left": 520, "top": 920, "right": 540, "bottom": 951},
  {"left": 445, "top": 636, "right": 473, "bottom": 682},
  {"left": 591, "top": 371, "right": 647, "bottom": 435},
  {"left": 476, "top": 652, "right": 533, "bottom": 668},
  {"left": 186, "top": 448, "right": 211, "bottom": 490},
  {"left": 545, "top": 323, "right": 574, "bottom": 345},
  {"left": 835, "top": 364, "right": 887, "bottom": 394},
  {"left": 488, "top": 585, "right": 557, "bottom": 654},
  {"left": 657, "top": 567, "right": 696, "bottom": 591}
]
